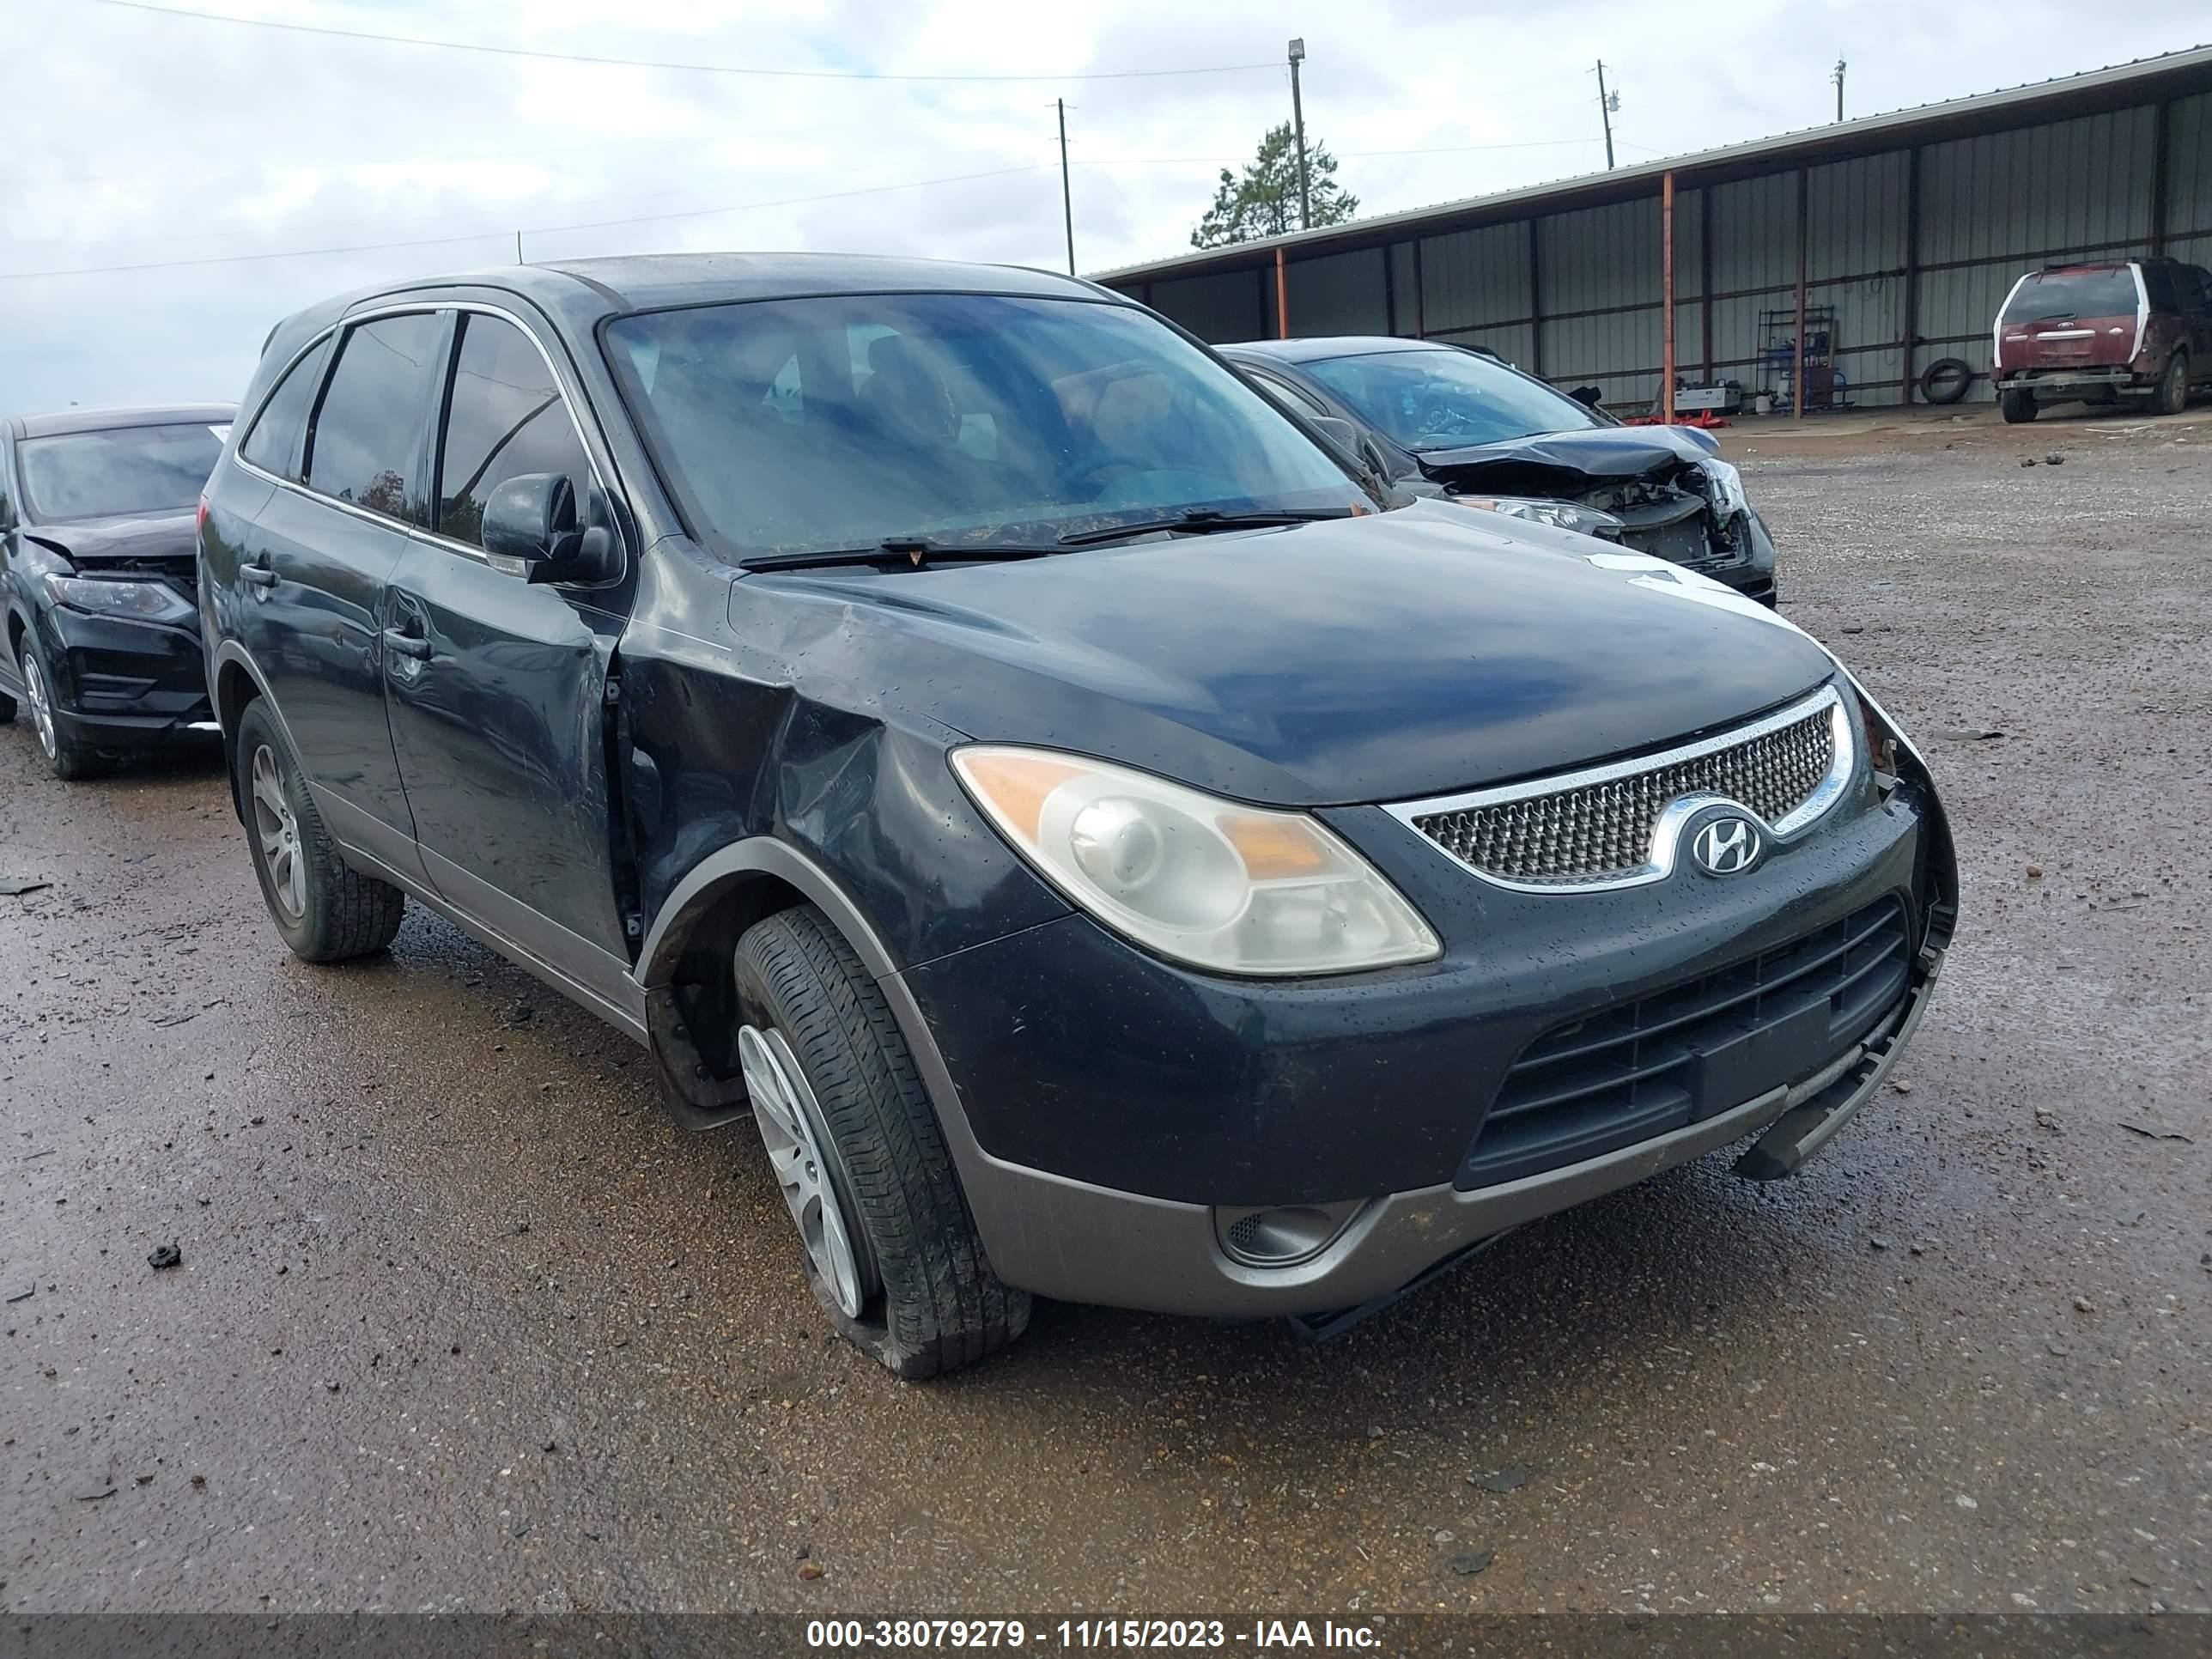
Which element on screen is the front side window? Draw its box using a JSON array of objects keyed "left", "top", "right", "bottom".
[
  {"left": 436, "top": 314, "right": 589, "bottom": 549},
  {"left": 240, "top": 336, "right": 334, "bottom": 483},
  {"left": 1243, "top": 366, "right": 1328, "bottom": 417},
  {"left": 1299, "top": 348, "right": 1605, "bottom": 453},
  {"left": 2001, "top": 269, "right": 2142, "bottom": 323},
  {"left": 305, "top": 313, "right": 441, "bottom": 524},
  {"left": 605, "top": 293, "right": 1363, "bottom": 559},
  {"left": 16, "top": 423, "right": 227, "bottom": 522}
]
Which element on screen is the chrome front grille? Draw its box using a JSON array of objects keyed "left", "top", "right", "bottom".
[{"left": 1390, "top": 684, "right": 1851, "bottom": 891}]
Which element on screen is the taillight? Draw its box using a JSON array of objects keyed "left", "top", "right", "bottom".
[{"left": 195, "top": 495, "right": 210, "bottom": 532}]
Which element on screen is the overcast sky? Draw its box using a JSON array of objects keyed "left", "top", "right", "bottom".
[{"left": 3, "top": 0, "right": 2206, "bottom": 413}]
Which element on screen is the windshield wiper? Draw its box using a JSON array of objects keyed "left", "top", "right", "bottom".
[
  {"left": 2028, "top": 310, "right": 2078, "bottom": 321},
  {"left": 1055, "top": 507, "right": 1356, "bottom": 548},
  {"left": 740, "top": 536, "right": 1066, "bottom": 572}
]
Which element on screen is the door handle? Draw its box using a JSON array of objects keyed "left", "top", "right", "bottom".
[
  {"left": 381, "top": 627, "right": 432, "bottom": 660},
  {"left": 240, "top": 562, "right": 277, "bottom": 587}
]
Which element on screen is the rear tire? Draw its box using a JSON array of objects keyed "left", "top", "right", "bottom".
[
  {"left": 1999, "top": 387, "right": 2038, "bottom": 424},
  {"left": 15, "top": 632, "right": 109, "bottom": 781},
  {"left": 233, "top": 698, "right": 404, "bottom": 962},
  {"left": 733, "top": 904, "right": 1030, "bottom": 1378},
  {"left": 2154, "top": 351, "right": 2188, "bottom": 416}
]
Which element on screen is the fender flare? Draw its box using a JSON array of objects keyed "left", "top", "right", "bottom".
[
  {"left": 635, "top": 836, "right": 902, "bottom": 990},
  {"left": 632, "top": 838, "right": 999, "bottom": 1188}
]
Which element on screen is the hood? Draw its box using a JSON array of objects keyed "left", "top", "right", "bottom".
[
  {"left": 1413, "top": 424, "right": 1721, "bottom": 496},
  {"left": 25, "top": 510, "right": 200, "bottom": 566},
  {"left": 739, "top": 500, "right": 1834, "bottom": 807}
]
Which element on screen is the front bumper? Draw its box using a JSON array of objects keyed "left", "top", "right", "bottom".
[
  {"left": 936, "top": 943, "right": 1940, "bottom": 1317},
  {"left": 35, "top": 604, "right": 214, "bottom": 750},
  {"left": 902, "top": 742, "right": 1950, "bottom": 1316}
]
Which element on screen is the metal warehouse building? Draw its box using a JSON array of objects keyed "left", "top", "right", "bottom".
[{"left": 1095, "top": 46, "right": 2212, "bottom": 415}]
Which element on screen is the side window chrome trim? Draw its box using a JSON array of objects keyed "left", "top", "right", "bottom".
[{"left": 230, "top": 298, "right": 628, "bottom": 586}]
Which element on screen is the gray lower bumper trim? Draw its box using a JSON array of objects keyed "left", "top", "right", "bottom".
[{"left": 951, "top": 950, "right": 1944, "bottom": 1318}]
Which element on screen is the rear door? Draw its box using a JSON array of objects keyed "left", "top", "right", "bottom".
[
  {"left": 380, "top": 306, "right": 636, "bottom": 1014},
  {"left": 234, "top": 312, "right": 441, "bottom": 878},
  {"left": 2185, "top": 266, "right": 2212, "bottom": 369},
  {"left": 1997, "top": 268, "right": 2142, "bottom": 372}
]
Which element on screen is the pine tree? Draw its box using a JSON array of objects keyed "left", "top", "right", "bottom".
[{"left": 1190, "top": 123, "right": 1359, "bottom": 248}]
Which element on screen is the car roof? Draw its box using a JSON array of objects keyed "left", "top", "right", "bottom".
[
  {"left": 1219, "top": 336, "right": 1459, "bottom": 365},
  {"left": 538, "top": 252, "right": 1120, "bottom": 312},
  {"left": 14, "top": 404, "right": 237, "bottom": 440},
  {"left": 287, "top": 252, "right": 1121, "bottom": 330}
]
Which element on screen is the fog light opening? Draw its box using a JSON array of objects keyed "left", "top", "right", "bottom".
[{"left": 1216, "top": 1200, "right": 1364, "bottom": 1268}]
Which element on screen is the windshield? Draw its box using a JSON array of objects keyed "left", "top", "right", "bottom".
[
  {"left": 17, "top": 422, "right": 227, "bottom": 521},
  {"left": 604, "top": 294, "right": 1365, "bottom": 558},
  {"left": 1297, "top": 348, "right": 1604, "bottom": 453},
  {"left": 2002, "top": 269, "right": 2140, "bottom": 322}
]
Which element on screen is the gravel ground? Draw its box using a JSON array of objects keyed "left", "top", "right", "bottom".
[{"left": 3, "top": 408, "right": 2208, "bottom": 1615}]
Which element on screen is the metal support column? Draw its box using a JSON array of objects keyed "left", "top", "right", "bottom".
[
  {"left": 1661, "top": 172, "right": 1677, "bottom": 423},
  {"left": 1528, "top": 220, "right": 1544, "bottom": 379},
  {"left": 1902, "top": 145, "right": 1921, "bottom": 403},
  {"left": 1275, "top": 246, "right": 1289, "bottom": 339},
  {"left": 1794, "top": 167, "right": 1808, "bottom": 422},
  {"left": 2150, "top": 99, "right": 2172, "bottom": 256}
]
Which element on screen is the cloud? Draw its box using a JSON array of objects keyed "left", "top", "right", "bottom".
[{"left": 3, "top": 0, "right": 2203, "bottom": 410}]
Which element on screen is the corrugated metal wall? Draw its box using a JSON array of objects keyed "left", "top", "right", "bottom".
[{"left": 1122, "top": 78, "right": 2212, "bottom": 411}]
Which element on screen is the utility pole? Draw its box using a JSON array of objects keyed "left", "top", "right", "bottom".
[
  {"left": 1832, "top": 58, "right": 1847, "bottom": 122},
  {"left": 1287, "top": 37, "right": 1311, "bottom": 232},
  {"left": 1056, "top": 98, "right": 1075, "bottom": 275},
  {"left": 1595, "top": 61, "right": 1620, "bottom": 169}
]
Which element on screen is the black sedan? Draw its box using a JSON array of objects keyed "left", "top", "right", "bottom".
[
  {"left": 1219, "top": 337, "right": 1778, "bottom": 604},
  {"left": 1, "top": 404, "right": 234, "bottom": 778}
]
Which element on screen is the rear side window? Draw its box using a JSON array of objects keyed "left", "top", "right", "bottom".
[
  {"left": 305, "top": 313, "right": 441, "bottom": 523},
  {"left": 240, "top": 337, "right": 333, "bottom": 483},
  {"left": 434, "top": 313, "right": 588, "bottom": 549},
  {"left": 2142, "top": 264, "right": 2180, "bottom": 313}
]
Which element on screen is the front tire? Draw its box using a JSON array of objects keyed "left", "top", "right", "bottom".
[
  {"left": 2154, "top": 351, "right": 2188, "bottom": 416},
  {"left": 233, "top": 698, "right": 404, "bottom": 962},
  {"left": 733, "top": 905, "right": 1030, "bottom": 1378},
  {"left": 15, "top": 631, "right": 108, "bottom": 781},
  {"left": 1999, "top": 387, "right": 2038, "bottom": 424}
]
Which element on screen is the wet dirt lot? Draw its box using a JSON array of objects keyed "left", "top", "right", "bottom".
[{"left": 3, "top": 408, "right": 2208, "bottom": 1616}]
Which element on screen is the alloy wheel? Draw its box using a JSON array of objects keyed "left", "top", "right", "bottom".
[
  {"left": 737, "top": 1022, "right": 866, "bottom": 1318},
  {"left": 249, "top": 744, "right": 307, "bottom": 920},
  {"left": 21, "top": 653, "right": 58, "bottom": 762}
]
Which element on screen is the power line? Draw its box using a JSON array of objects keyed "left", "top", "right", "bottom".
[
  {"left": 1072, "top": 137, "right": 1600, "bottom": 167},
  {"left": 0, "top": 164, "right": 1043, "bottom": 281},
  {"left": 82, "top": 0, "right": 1279, "bottom": 82}
]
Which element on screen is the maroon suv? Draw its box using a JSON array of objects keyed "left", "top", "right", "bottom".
[{"left": 1992, "top": 258, "right": 2212, "bottom": 422}]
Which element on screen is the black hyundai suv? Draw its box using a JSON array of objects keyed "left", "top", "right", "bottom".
[
  {"left": 2, "top": 405, "right": 233, "bottom": 778},
  {"left": 200, "top": 255, "right": 1955, "bottom": 1376}
]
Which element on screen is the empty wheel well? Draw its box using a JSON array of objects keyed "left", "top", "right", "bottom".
[
  {"left": 214, "top": 662, "right": 262, "bottom": 819},
  {"left": 659, "top": 872, "right": 811, "bottom": 1079}
]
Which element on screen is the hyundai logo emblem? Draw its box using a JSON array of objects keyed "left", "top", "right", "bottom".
[{"left": 1690, "top": 816, "right": 1761, "bottom": 876}]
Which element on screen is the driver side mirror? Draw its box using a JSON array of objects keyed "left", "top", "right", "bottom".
[
  {"left": 481, "top": 472, "right": 616, "bottom": 583},
  {"left": 1308, "top": 414, "right": 1390, "bottom": 495},
  {"left": 1570, "top": 384, "right": 1605, "bottom": 409},
  {"left": 1309, "top": 414, "right": 1362, "bottom": 455}
]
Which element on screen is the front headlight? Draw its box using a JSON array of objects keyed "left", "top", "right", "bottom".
[
  {"left": 952, "top": 747, "right": 1440, "bottom": 976},
  {"left": 1453, "top": 495, "right": 1624, "bottom": 540},
  {"left": 44, "top": 574, "right": 198, "bottom": 625},
  {"left": 1702, "top": 459, "right": 1748, "bottom": 518}
]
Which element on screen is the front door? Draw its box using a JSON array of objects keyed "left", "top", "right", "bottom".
[{"left": 380, "top": 308, "right": 635, "bottom": 1015}]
